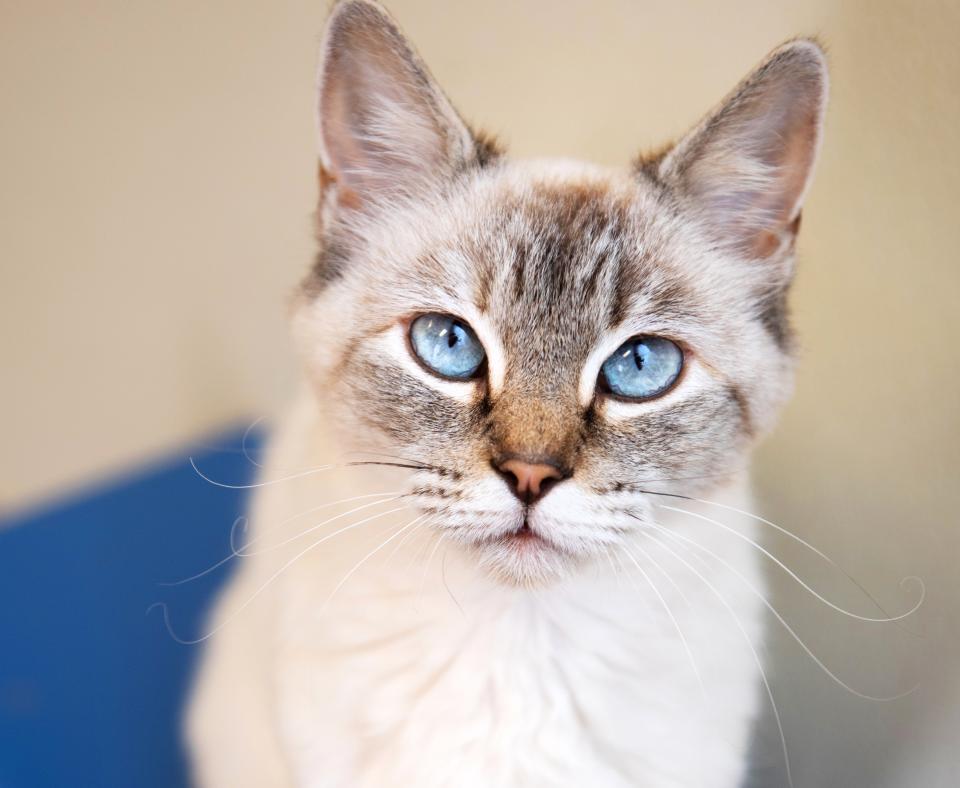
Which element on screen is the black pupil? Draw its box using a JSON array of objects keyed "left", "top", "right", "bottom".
[
  {"left": 632, "top": 343, "right": 645, "bottom": 370},
  {"left": 447, "top": 323, "right": 461, "bottom": 348}
]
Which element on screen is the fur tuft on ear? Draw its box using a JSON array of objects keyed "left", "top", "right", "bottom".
[
  {"left": 316, "top": 0, "right": 496, "bottom": 215},
  {"left": 655, "top": 39, "right": 828, "bottom": 263}
]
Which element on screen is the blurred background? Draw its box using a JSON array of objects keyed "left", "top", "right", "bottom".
[{"left": 1, "top": 0, "right": 957, "bottom": 785}]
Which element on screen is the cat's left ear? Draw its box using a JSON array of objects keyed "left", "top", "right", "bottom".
[
  {"left": 654, "top": 40, "right": 828, "bottom": 264},
  {"left": 316, "top": 0, "right": 493, "bottom": 215}
]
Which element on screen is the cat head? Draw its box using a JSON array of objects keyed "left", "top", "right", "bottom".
[{"left": 293, "top": 0, "right": 828, "bottom": 585}]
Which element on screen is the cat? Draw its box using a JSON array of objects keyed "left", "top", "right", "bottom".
[{"left": 186, "top": 1, "right": 827, "bottom": 785}]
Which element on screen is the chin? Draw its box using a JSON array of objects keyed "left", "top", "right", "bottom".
[{"left": 472, "top": 526, "right": 586, "bottom": 587}]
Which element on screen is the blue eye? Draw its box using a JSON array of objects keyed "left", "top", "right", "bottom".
[
  {"left": 409, "top": 313, "right": 486, "bottom": 380},
  {"left": 600, "top": 336, "right": 683, "bottom": 400}
]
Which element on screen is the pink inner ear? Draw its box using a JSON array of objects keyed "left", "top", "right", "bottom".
[
  {"left": 662, "top": 42, "right": 827, "bottom": 261},
  {"left": 707, "top": 90, "right": 821, "bottom": 258},
  {"left": 751, "top": 90, "right": 821, "bottom": 257},
  {"left": 316, "top": 4, "right": 475, "bottom": 214}
]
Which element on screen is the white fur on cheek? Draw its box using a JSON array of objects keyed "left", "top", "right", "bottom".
[{"left": 379, "top": 324, "right": 480, "bottom": 404}]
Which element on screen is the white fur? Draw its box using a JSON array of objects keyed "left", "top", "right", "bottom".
[{"left": 188, "top": 394, "right": 767, "bottom": 788}]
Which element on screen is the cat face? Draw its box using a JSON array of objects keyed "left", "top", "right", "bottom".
[{"left": 293, "top": 0, "right": 827, "bottom": 585}]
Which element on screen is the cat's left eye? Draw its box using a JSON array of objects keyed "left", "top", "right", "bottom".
[
  {"left": 599, "top": 336, "right": 683, "bottom": 400},
  {"left": 409, "top": 313, "right": 486, "bottom": 380}
]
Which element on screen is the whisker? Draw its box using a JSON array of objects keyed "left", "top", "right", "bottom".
[
  {"left": 636, "top": 490, "right": 918, "bottom": 628},
  {"left": 403, "top": 522, "right": 439, "bottom": 575},
  {"left": 149, "top": 505, "right": 411, "bottom": 644},
  {"left": 613, "top": 468, "right": 749, "bottom": 488},
  {"left": 188, "top": 453, "right": 430, "bottom": 490},
  {"left": 382, "top": 515, "right": 425, "bottom": 568},
  {"left": 189, "top": 457, "right": 341, "bottom": 490},
  {"left": 652, "top": 503, "right": 924, "bottom": 623},
  {"left": 322, "top": 515, "right": 426, "bottom": 611},
  {"left": 241, "top": 416, "right": 266, "bottom": 468},
  {"left": 346, "top": 460, "right": 436, "bottom": 472},
  {"left": 416, "top": 532, "right": 448, "bottom": 609},
  {"left": 642, "top": 518, "right": 919, "bottom": 703},
  {"left": 440, "top": 548, "right": 465, "bottom": 617},
  {"left": 235, "top": 492, "right": 402, "bottom": 553},
  {"left": 620, "top": 544, "right": 705, "bottom": 699},
  {"left": 160, "top": 492, "right": 402, "bottom": 586},
  {"left": 634, "top": 538, "right": 692, "bottom": 607},
  {"left": 339, "top": 449, "right": 447, "bottom": 472},
  {"left": 603, "top": 545, "right": 624, "bottom": 589},
  {"left": 159, "top": 517, "right": 248, "bottom": 586},
  {"left": 635, "top": 520, "right": 794, "bottom": 788},
  {"left": 236, "top": 494, "right": 407, "bottom": 557}
]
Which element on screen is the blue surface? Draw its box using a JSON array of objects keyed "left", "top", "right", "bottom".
[{"left": 0, "top": 428, "right": 260, "bottom": 788}]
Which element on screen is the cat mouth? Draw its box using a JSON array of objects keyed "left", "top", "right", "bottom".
[
  {"left": 472, "top": 515, "right": 577, "bottom": 585},
  {"left": 489, "top": 518, "right": 562, "bottom": 553},
  {"left": 500, "top": 520, "right": 539, "bottom": 542}
]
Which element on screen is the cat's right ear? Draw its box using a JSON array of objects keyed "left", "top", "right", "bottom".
[{"left": 316, "top": 0, "right": 491, "bottom": 216}]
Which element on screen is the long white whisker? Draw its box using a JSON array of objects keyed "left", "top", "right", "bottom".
[
  {"left": 416, "top": 531, "right": 448, "bottom": 610},
  {"left": 322, "top": 515, "right": 426, "bottom": 611},
  {"left": 662, "top": 493, "right": 920, "bottom": 624},
  {"left": 241, "top": 416, "right": 266, "bottom": 468},
  {"left": 440, "top": 548, "right": 465, "bottom": 617},
  {"left": 403, "top": 523, "right": 439, "bottom": 575},
  {"left": 189, "top": 457, "right": 342, "bottom": 490},
  {"left": 638, "top": 521, "right": 794, "bottom": 788},
  {"left": 656, "top": 503, "right": 924, "bottom": 623},
  {"left": 237, "top": 494, "right": 406, "bottom": 556},
  {"left": 158, "top": 517, "right": 248, "bottom": 586},
  {"left": 150, "top": 505, "right": 411, "bottom": 644},
  {"left": 635, "top": 538, "right": 692, "bottom": 607},
  {"left": 383, "top": 514, "right": 427, "bottom": 568},
  {"left": 160, "top": 492, "right": 402, "bottom": 586},
  {"left": 644, "top": 519, "right": 918, "bottom": 703},
  {"left": 235, "top": 491, "right": 401, "bottom": 553},
  {"left": 603, "top": 545, "right": 624, "bottom": 589},
  {"left": 621, "top": 544, "right": 705, "bottom": 699}
]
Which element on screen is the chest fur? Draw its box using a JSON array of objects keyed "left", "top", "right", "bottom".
[{"left": 270, "top": 531, "right": 762, "bottom": 788}]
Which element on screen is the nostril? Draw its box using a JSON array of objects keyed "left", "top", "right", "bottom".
[
  {"left": 538, "top": 474, "right": 561, "bottom": 497},
  {"left": 499, "top": 466, "right": 520, "bottom": 493},
  {"left": 494, "top": 457, "right": 567, "bottom": 504}
]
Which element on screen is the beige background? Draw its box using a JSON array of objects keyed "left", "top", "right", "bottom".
[{"left": 2, "top": 0, "right": 957, "bottom": 784}]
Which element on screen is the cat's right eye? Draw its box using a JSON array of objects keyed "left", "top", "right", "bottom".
[{"left": 409, "top": 313, "right": 486, "bottom": 381}]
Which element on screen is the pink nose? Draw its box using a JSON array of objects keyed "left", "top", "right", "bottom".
[{"left": 496, "top": 459, "right": 565, "bottom": 504}]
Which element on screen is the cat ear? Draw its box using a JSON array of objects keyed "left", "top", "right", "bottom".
[
  {"left": 317, "top": 0, "right": 489, "bottom": 213},
  {"left": 655, "top": 40, "right": 828, "bottom": 262}
]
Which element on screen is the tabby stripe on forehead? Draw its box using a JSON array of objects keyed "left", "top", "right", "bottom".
[
  {"left": 581, "top": 236, "right": 621, "bottom": 304},
  {"left": 511, "top": 237, "right": 529, "bottom": 301}
]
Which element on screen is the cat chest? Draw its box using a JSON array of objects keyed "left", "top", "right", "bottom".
[{"left": 273, "top": 592, "right": 723, "bottom": 785}]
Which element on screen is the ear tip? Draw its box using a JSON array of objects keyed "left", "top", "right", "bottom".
[
  {"left": 770, "top": 37, "right": 830, "bottom": 84},
  {"left": 325, "top": 0, "right": 393, "bottom": 37},
  {"left": 329, "top": 0, "right": 389, "bottom": 16}
]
